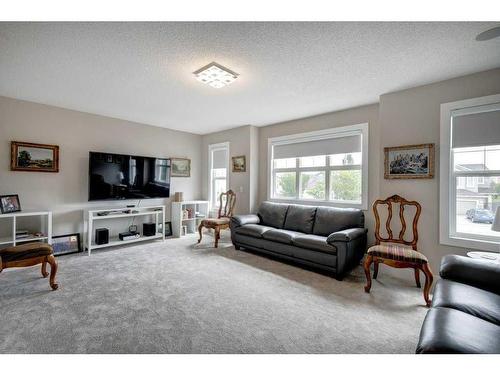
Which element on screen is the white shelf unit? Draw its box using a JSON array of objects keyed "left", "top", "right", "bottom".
[
  {"left": 0, "top": 211, "right": 52, "bottom": 247},
  {"left": 171, "top": 200, "right": 209, "bottom": 238},
  {"left": 83, "top": 205, "right": 165, "bottom": 255}
]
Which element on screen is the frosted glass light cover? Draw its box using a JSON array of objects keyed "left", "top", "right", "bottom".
[{"left": 193, "top": 62, "right": 238, "bottom": 88}]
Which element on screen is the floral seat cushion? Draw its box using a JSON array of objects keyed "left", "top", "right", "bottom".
[
  {"left": 201, "top": 217, "right": 230, "bottom": 225},
  {"left": 367, "top": 244, "right": 428, "bottom": 264},
  {"left": 0, "top": 242, "right": 53, "bottom": 263}
]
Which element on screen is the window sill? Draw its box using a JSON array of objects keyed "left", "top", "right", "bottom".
[
  {"left": 268, "top": 197, "right": 367, "bottom": 210},
  {"left": 441, "top": 234, "right": 500, "bottom": 252}
]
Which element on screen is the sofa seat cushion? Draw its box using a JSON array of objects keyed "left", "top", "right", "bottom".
[
  {"left": 416, "top": 307, "right": 500, "bottom": 354},
  {"left": 293, "top": 234, "right": 337, "bottom": 254},
  {"left": 368, "top": 244, "right": 428, "bottom": 264},
  {"left": 234, "top": 224, "right": 274, "bottom": 239},
  {"left": 432, "top": 279, "right": 500, "bottom": 326},
  {"left": 283, "top": 204, "right": 317, "bottom": 233},
  {"left": 262, "top": 229, "right": 300, "bottom": 244},
  {"left": 0, "top": 242, "right": 53, "bottom": 262}
]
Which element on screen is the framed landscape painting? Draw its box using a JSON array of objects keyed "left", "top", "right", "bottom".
[
  {"left": 171, "top": 158, "right": 190, "bottom": 177},
  {"left": 11, "top": 141, "right": 59, "bottom": 172},
  {"left": 384, "top": 143, "right": 434, "bottom": 179}
]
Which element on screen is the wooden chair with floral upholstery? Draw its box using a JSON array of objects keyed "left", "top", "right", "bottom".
[
  {"left": 363, "top": 194, "right": 433, "bottom": 307},
  {"left": 0, "top": 242, "right": 59, "bottom": 290},
  {"left": 198, "top": 190, "right": 236, "bottom": 248}
]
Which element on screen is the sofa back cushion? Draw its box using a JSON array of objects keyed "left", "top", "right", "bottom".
[
  {"left": 283, "top": 204, "right": 317, "bottom": 234},
  {"left": 313, "top": 207, "right": 364, "bottom": 236},
  {"left": 258, "top": 201, "right": 289, "bottom": 228}
]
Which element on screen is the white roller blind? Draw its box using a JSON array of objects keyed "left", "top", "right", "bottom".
[
  {"left": 452, "top": 108, "right": 500, "bottom": 148},
  {"left": 273, "top": 134, "right": 361, "bottom": 159},
  {"left": 212, "top": 148, "right": 228, "bottom": 169}
]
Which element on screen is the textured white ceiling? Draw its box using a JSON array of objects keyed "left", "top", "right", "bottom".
[{"left": 0, "top": 22, "right": 499, "bottom": 134}]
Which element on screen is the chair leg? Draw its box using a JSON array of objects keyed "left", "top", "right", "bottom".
[
  {"left": 197, "top": 223, "right": 204, "bottom": 244},
  {"left": 41, "top": 259, "right": 49, "bottom": 278},
  {"left": 414, "top": 268, "right": 421, "bottom": 288},
  {"left": 46, "top": 254, "right": 58, "bottom": 290},
  {"left": 373, "top": 261, "right": 379, "bottom": 279},
  {"left": 214, "top": 227, "right": 220, "bottom": 248},
  {"left": 421, "top": 263, "right": 433, "bottom": 307},
  {"left": 363, "top": 255, "right": 373, "bottom": 293}
]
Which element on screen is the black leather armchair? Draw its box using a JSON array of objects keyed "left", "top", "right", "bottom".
[{"left": 416, "top": 255, "right": 500, "bottom": 354}]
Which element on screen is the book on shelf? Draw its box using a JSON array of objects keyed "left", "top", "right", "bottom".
[{"left": 16, "top": 230, "right": 29, "bottom": 239}]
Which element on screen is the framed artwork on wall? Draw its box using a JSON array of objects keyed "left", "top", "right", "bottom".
[
  {"left": 51, "top": 233, "right": 82, "bottom": 256},
  {"left": 11, "top": 141, "right": 59, "bottom": 172},
  {"left": 384, "top": 143, "right": 435, "bottom": 179},
  {"left": 170, "top": 158, "right": 191, "bottom": 177},
  {"left": 232, "top": 155, "right": 246, "bottom": 172},
  {"left": 0, "top": 194, "right": 21, "bottom": 214}
]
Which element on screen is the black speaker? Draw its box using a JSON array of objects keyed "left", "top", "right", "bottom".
[
  {"left": 143, "top": 223, "right": 156, "bottom": 237},
  {"left": 95, "top": 228, "right": 109, "bottom": 245}
]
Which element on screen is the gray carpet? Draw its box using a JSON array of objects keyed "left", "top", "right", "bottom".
[{"left": 0, "top": 234, "right": 428, "bottom": 353}]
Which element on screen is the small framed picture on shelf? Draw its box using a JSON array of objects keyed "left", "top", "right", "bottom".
[
  {"left": 0, "top": 194, "right": 21, "bottom": 214},
  {"left": 52, "top": 233, "right": 82, "bottom": 256}
]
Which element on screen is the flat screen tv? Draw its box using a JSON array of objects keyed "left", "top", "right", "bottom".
[{"left": 88, "top": 151, "right": 171, "bottom": 201}]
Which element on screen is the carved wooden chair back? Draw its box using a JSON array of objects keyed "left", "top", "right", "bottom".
[
  {"left": 217, "top": 190, "right": 236, "bottom": 219},
  {"left": 373, "top": 194, "right": 421, "bottom": 250}
]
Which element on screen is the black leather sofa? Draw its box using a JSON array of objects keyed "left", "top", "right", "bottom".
[
  {"left": 230, "top": 201, "right": 367, "bottom": 279},
  {"left": 416, "top": 254, "right": 500, "bottom": 354}
]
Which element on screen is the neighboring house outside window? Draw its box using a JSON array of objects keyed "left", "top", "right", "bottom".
[{"left": 268, "top": 123, "right": 369, "bottom": 210}]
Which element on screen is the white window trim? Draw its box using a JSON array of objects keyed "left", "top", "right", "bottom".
[
  {"left": 208, "top": 142, "right": 230, "bottom": 211},
  {"left": 440, "top": 94, "right": 500, "bottom": 251},
  {"left": 267, "top": 123, "right": 369, "bottom": 210}
]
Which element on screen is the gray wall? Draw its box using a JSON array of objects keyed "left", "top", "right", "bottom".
[
  {"left": 257, "top": 104, "right": 381, "bottom": 245},
  {"left": 0, "top": 96, "right": 202, "bottom": 237},
  {"left": 253, "top": 68, "right": 500, "bottom": 280},
  {"left": 3, "top": 66, "right": 500, "bottom": 282},
  {"left": 201, "top": 125, "right": 259, "bottom": 215},
  {"left": 378, "top": 68, "right": 500, "bottom": 279}
]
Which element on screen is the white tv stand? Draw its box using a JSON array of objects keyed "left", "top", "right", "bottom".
[{"left": 83, "top": 205, "right": 165, "bottom": 255}]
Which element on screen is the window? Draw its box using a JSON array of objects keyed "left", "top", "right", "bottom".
[
  {"left": 440, "top": 94, "right": 500, "bottom": 251},
  {"left": 208, "top": 142, "right": 229, "bottom": 209},
  {"left": 268, "top": 123, "right": 368, "bottom": 209}
]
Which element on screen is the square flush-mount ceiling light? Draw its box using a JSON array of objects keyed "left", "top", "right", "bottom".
[{"left": 193, "top": 62, "right": 239, "bottom": 89}]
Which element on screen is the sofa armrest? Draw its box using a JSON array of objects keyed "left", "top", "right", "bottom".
[
  {"left": 327, "top": 227, "right": 367, "bottom": 243},
  {"left": 231, "top": 214, "right": 260, "bottom": 227},
  {"left": 440, "top": 254, "right": 500, "bottom": 294}
]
